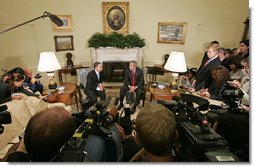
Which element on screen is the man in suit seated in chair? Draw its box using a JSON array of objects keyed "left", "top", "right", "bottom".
[
  {"left": 82, "top": 62, "right": 106, "bottom": 111},
  {"left": 117, "top": 60, "right": 144, "bottom": 114}
]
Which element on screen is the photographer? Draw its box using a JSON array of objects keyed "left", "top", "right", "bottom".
[
  {"left": 130, "top": 103, "right": 177, "bottom": 162},
  {"left": 23, "top": 68, "right": 44, "bottom": 94},
  {"left": 227, "top": 59, "right": 249, "bottom": 110},
  {"left": 199, "top": 65, "right": 230, "bottom": 100},
  {"left": 212, "top": 59, "right": 249, "bottom": 161},
  {"left": 213, "top": 113, "right": 249, "bottom": 161},
  {"left": 4, "top": 106, "right": 77, "bottom": 162},
  {"left": 71, "top": 100, "right": 124, "bottom": 162}
]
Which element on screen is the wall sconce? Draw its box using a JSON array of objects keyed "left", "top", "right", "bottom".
[
  {"left": 164, "top": 51, "right": 187, "bottom": 93},
  {"left": 37, "top": 52, "right": 61, "bottom": 89}
]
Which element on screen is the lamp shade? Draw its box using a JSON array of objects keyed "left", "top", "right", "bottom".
[
  {"left": 38, "top": 52, "right": 61, "bottom": 72},
  {"left": 164, "top": 51, "right": 187, "bottom": 73}
]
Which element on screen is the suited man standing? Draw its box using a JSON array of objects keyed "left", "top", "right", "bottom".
[
  {"left": 190, "top": 43, "right": 221, "bottom": 92},
  {"left": 83, "top": 62, "right": 106, "bottom": 111},
  {"left": 117, "top": 60, "right": 144, "bottom": 114}
]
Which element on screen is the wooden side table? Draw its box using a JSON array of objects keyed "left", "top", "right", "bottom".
[
  {"left": 149, "top": 86, "right": 179, "bottom": 101},
  {"left": 58, "top": 65, "right": 90, "bottom": 84},
  {"left": 145, "top": 65, "right": 170, "bottom": 83},
  {"left": 45, "top": 82, "right": 79, "bottom": 111}
]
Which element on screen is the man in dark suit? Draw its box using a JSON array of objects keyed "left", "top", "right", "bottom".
[
  {"left": 197, "top": 41, "right": 219, "bottom": 74},
  {"left": 117, "top": 60, "right": 144, "bottom": 114},
  {"left": 190, "top": 43, "right": 221, "bottom": 92},
  {"left": 83, "top": 62, "right": 106, "bottom": 111}
]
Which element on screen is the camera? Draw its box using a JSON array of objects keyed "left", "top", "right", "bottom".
[
  {"left": 34, "top": 73, "right": 42, "bottom": 79},
  {"left": 0, "top": 105, "right": 12, "bottom": 135},
  {"left": 221, "top": 84, "right": 244, "bottom": 111},
  {"left": 52, "top": 100, "right": 123, "bottom": 162},
  {"left": 158, "top": 93, "right": 239, "bottom": 162}
]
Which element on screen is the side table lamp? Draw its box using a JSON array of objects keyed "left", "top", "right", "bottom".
[
  {"left": 164, "top": 51, "right": 187, "bottom": 93},
  {"left": 37, "top": 52, "right": 61, "bottom": 89}
]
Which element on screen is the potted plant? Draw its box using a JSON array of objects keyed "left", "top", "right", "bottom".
[{"left": 88, "top": 32, "right": 145, "bottom": 48}]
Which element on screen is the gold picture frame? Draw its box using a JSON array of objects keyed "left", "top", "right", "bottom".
[
  {"left": 102, "top": 2, "right": 129, "bottom": 34},
  {"left": 157, "top": 22, "right": 187, "bottom": 44},
  {"left": 52, "top": 15, "right": 72, "bottom": 32},
  {"left": 54, "top": 35, "right": 74, "bottom": 52}
]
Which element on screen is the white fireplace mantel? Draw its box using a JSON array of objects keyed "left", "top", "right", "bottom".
[{"left": 89, "top": 47, "right": 145, "bottom": 68}]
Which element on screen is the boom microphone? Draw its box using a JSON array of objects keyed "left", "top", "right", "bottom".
[
  {"left": 49, "top": 14, "right": 63, "bottom": 27},
  {"left": 44, "top": 11, "right": 63, "bottom": 27}
]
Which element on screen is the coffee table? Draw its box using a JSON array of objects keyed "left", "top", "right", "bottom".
[
  {"left": 149, "top": 86, "right": 179, "bottom": 101},
  {"left": 45, "top": 82, "right": 79, "bottom": 110}
]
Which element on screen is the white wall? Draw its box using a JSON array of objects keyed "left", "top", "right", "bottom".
[{"left": 0, "top": 0, "right": 249, "bottom": 73}]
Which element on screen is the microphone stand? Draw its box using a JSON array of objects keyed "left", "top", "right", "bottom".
[{"left": 0, "top": 11, "right": 52, "bottom": 35}]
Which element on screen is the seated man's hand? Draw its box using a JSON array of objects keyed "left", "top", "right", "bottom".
[
  {"left": 99, "top": 83, "right": 104, "bottom": 90},
  {"left": 97, "top": 83, "right": 104, "bottom": 91},
  {"left": 129, "top": 86, "right": 137, "bottom": 92}
]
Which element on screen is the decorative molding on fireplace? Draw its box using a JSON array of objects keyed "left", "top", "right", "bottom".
[{"left": 89, "top": 47, "right": 145, "bottom": 68}]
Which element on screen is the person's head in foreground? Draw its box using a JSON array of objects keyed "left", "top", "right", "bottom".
[
  {"left": 24, "top": 106, "right": 76, "bottom": 161},
  {"left": 132, "top": 103, "right": 177, "bottom": 162}
]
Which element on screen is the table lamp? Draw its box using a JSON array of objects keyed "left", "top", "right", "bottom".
[
  {"left": 164, "top": 51, "right": 187, "bottom": 93},
  {"left": 38, "top": 52, "right": 61, "bottom": 89}
]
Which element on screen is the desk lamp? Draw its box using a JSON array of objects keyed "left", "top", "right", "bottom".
[
  {"left": 164, "top": 51, "right": 187, "bottom": 93},
  {"left": 38, "top": 52, "right": 61, "bottom": 89}
]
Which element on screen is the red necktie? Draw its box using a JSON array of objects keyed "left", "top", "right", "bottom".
[{"left": 131, "top": 70, "right": 135, "bottom": 86}]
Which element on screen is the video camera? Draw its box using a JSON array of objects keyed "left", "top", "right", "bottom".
[
  {"left": 52, "top": 100, "right": 123, "bottom": 162},
  {"left": 158, "top": 93, "right": 239, "bottom": 162},
  {"left": 0, "top": 105, "right": 12, "bottom": 135},
  {"left": 221, "top": 84, "right": 244, "bottom": 112},
  {"left": 206, "top": 84, "right": 246, "bottom": 126}
]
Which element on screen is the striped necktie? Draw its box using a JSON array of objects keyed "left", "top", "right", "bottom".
[{"left": 204, "top": 59, "right": 211, "bottom": 67}]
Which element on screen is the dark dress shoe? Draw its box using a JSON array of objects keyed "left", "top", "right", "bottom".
[
  {"left": 114, "top": 97, "right": 120, "bottom": 107},
  {"left": 117, "top": 103, "right": 124, "bottom": 110},
  {"left": 131, "top": 106, "right": 137, "bottom": 114}
]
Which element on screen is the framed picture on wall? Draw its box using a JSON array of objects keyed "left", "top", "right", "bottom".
[
  {"left": 54, "top": 35, "right": 74, "bottom": 52},
  {"left": 157, "top": 22, "right": 187, "bottom": 44},
  {"left": 102, "top": 2, "right": 129, "bottom": 34},
  {"left": 52, "top": 15, "right": 72, "bottom": 32}
]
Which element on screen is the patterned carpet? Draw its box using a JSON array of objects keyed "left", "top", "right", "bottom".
[{"left": 69, "top": 86, "right": 151, "bottom": 120}]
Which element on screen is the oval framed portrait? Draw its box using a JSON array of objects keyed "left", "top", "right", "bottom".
[{"left": 103, "top": 2, "right": 129, "bottom": 34}]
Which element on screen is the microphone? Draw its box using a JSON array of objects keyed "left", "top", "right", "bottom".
[{"left": 44, "top": 11, "right": 63, "bottom": 27}]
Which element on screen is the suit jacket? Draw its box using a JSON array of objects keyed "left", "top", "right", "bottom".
[
  {"left": 195, "top": 57, "right": 221, "bottom": 91},
  {"left": 197, "top": 52, "right": 209, "bottom": 73},
  {"left": 85, "top": 70, "right": 104, "bottom": 94},
  {"left": 124, "top": 67, "right": 144, "bottom": 89}
]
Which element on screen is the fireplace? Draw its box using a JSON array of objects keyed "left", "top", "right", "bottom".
[
  {"left": 103, "top": 61, "right": 129, "bottom": 82},
  {"left": 90, "top": 47, "right": 145, "bottom": 83}
]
